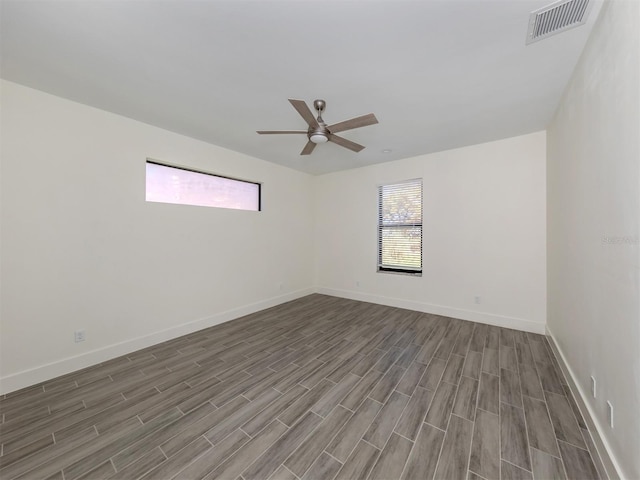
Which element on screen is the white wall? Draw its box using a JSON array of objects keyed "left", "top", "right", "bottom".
[
  {"left": 314, "top": 132, "right": 547, "bottom": 333},
  {"left": 0, "top": 80, "right": 315, "bottom": 393},
  {"left": 546, "top": 0, "right": 640, "bottom": 477}
]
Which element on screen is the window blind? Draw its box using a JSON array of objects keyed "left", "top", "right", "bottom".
[{"left": 377, "top": 179, "right": 422, "bottom": 274}]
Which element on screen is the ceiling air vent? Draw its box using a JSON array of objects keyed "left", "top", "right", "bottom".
[{"left": 526, "top": 0, "right": 593, "bottom": 44}]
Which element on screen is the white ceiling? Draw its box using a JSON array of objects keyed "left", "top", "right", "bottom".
[{"left": 0, "top": 0, "right": 602, "bottom": 175}]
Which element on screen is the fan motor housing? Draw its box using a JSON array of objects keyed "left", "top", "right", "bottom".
[{"left": 309, "top": 127, "right": 329, "bottom": 144}]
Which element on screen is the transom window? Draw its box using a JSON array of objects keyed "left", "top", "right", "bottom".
[
  {"left": 145, "top": 160, "right": 261, "bottom": 211},
  {"left": 377, "top": 179, "right": 422, "bottom": 275}
]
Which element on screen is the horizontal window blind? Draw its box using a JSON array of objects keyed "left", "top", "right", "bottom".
[{"left": 378, "top": 179, "right": 422, "bottom": 274}]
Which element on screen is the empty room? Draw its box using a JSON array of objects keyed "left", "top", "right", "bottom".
[{"left": 0, "top": 0, "right": 638, "bottom": 479}]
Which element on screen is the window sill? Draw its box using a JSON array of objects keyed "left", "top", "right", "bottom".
[{"left": 377, "top": 268, "right": 422, "bottom": 277}]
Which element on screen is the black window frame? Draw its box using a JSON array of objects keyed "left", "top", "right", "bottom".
[{"left": 145, "top": 159, "right": 262, "bottom": 211}]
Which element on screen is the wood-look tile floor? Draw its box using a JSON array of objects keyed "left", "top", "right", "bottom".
[{"left": 0, "top": 294, "right": 605, "bottom": 480}]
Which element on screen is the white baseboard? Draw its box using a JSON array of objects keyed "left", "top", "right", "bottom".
[
  {"left": 0, "top": 288, "right": 314, "bottom": 395},
  {"left": 317, "top": 287, "right": 546, "bottom": 334},
  {"left": 0, "top": 287, "right": 544, "bottom": 395},
  {"left": 546, "top": 326, "right": 623, "bottom": 480}
]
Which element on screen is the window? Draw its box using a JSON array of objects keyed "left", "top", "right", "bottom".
[
  {"left": 145, "top": 160, "right": 261, "bottom": 211},
  {"left": 377, "top": 179, "right": 422, "bottom": 275}
]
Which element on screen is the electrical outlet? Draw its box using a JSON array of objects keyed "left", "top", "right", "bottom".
[
  {"left": 591, "top": 376, "right": 596, "bottom": 398},
  {"left": 74, "top": 330, "right": 86, "bottom": 343},
  {"left": 607, "top": 401, "right": 614, "bottom": 428},
  {"left": 278, "top": 282, "right": 283, "bottom": 291},
  {"left": 474, "top": 295, "right": 481, "bottom": 304},
  {"left": 356, "top": 281, "right": 361, "bottom": 287}
]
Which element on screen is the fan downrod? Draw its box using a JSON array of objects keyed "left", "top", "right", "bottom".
[{"left": 313, "top": 99, "right": 326, "bottom": 124}]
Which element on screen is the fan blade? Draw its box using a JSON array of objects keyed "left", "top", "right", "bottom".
[
  {"left": 300, "top": 141, "right": 316, "bottom": 155},
  {"left": 328, "top": 113, "right": 378, "bottom": 134},
  {"left": 328, "top": 134, "right": 365, "bottom": 152},
  {"left": 289, "top": 99, "right": 319, "bottom": 128},
  {"left": 257, "top": 130, "right": 307, "bottom": 134}
]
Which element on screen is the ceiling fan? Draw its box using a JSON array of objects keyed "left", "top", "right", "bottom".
[{"left": 257, "top": 99, "right": 378, "bottom": 155}]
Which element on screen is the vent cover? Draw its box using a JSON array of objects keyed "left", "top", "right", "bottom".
[{"left": 526, "top": 0, "right": 592, "bottom": 44}]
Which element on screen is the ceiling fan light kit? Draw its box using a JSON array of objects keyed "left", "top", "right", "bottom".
[
  {"left": 309, "top": 133, "right": 328, "bottom": 144},
  {"left": 257, "top": 99, "right": 378, "bottom": 155}
]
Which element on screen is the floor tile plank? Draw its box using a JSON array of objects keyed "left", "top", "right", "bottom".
[
  {"left": 160, "top": 396, "right": 246, "bottom": 457},
  {"left": 278, "top": 380, "right": 334, "bottom": 427},
  {"left": 442, "top": 354, "right": 465, "bottom": 385},
  {"left": 369, "top": 365, "right": 406, "bottom": 404},
  {"left": 424, "top": 381, "right": 458, "bottom": 430},
  {"left": 243, "top": 412, "right": 323, "bottom": 480},
  {"left": 516, "top": 342, "right": 534, "bottom": 365},
  {"left": 469, "top": 324, "right": 488, "bottom": 353},
  {"left": 241, "top": 384, "right": 308, "bottom": 437},
  {"left": 74, "top": 459, "right": 115, "bottom": 480},
  {"left": 519, "top": 363, "right": 544, "bottom": 400},
  {"left": 418, "top": 358, "right": 447, "bottom": 391},
  {"left": 536, "top": 362, "right": 565, "bottom": 395},
  {"left": 0, "top": 434, "right": 55, "bottom": 469},
  {"left": 107, "top": 447, "right": 166, "bottom": 480},
  {"left": 340, "top": 369, "right": 384, "bottom": 411},
  {"left": 395, "top": 362, "right": 427, "bottom": 396},
  {"left": 401, "top": 423, "right": 444, "bottom": 480},
  {"left": 563, "top": 385, "right": 587, "bottom": 429},
  {"left": 500, "top": 346, "right": 518, "bottom": 372},
  {"left": 482, "top": 348, "right": 500, "bottom": 376},
  {"left": 367, "top": 433, "right": 413, "bottom": 480},
  {"left": 469, "top": 409, "right": 500, "bottom": 480},
  {"left": 462, "top": 350, "right": 483, "bottom": 381},
  {"left": 523, "top": 395, "right": 561, "bottom": 457},
  {"left": 174, "top": 428, "right": 250, "bottom": 479},
  {"left": 546, "top": 392, "right": 587, "bottom": 449},
  {"left": 433, "top": 414, "right": 474, "bottom": 480},
  {"left": 301, "top": 452, "right": 342, "bottom": 480},
  {"left": 394, "top": 386, "right": 433, "bottom": 440},
  {"left": 500, "top": 368, "right": 523, "bottom": 408},
  {"left": 205, "top": 388, "right": 281, "bottom": 445},
  {"left": 477, "top": 373, "right": 499, "bottom": 415},
  {"left": 452, "top": 376, "right": 478, "bottom": 422},
  {"left": 333, "top": 440, "right": 380, "bottom": 480},
  {"left": 138, "top": 436, "right": 210, "bottom": 480},
  {"left": 502, "top": 460, "right": 534, "bottom": 480},
  {"left": 205, "top": 419, "right": 289, "bottom": 480},
  {"left": 500, "top": 402, "right": 531, "bottom": 471},
  {"left": 326, "top": 397, "right": 382, "bottom": 463},
  {"left": 269, "top": 465, "right": 298, "bottom": 480},
  {"left": 64, "top": 409, "right": 181, "bottom": 480},
  {"left": 531, "top": 447, "right": 566, "bottom": 480},
  {"left": 363, "top": 391, "right": 410, "bottom": 449},
  {"left": 1, "top": 427, "right": 98, "bottom": 480},
  {"left": 284, "top": 406, "right": 352, "bottom": 477}
]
